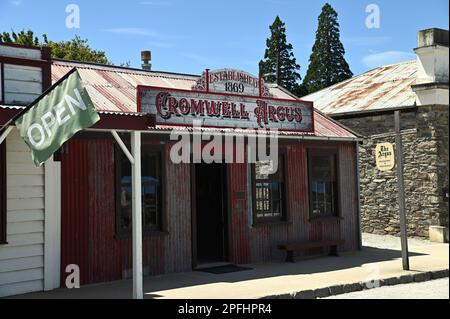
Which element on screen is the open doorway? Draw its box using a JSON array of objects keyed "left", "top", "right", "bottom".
[{"left": 193, "top": 163, "right": 228, "bottom": 266}]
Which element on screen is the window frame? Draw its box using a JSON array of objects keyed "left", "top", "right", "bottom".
[
  {"left": 0, "top": 140, "right": 6, "bottom": 244},
  {"left": 251, "top": 149, "right": 289, "bottom": 225},
  {"left": 307, "top": 148, "right": 341, "bottom": 220},
  {"left": 114, "top": 143, "right": 166, "bottom": 238}
]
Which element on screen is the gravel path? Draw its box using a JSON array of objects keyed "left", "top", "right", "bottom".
[
  {"left": 325, "top": 278, "right": 449, "bottom": 299},
  {"left": 362, "top": 233, "right": 433, "bottom": 250}
]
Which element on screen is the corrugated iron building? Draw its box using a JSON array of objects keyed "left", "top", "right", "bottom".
[
  {"left": 1, "top": 42, "right": 361, "bottom": 292},
  {"left": 50, "top": 60, "right": 361, "bottom": 285}
]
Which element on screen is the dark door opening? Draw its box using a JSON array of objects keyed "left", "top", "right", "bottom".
[{"left": 194, "top": 163, "right": 228, "bottom": 265}]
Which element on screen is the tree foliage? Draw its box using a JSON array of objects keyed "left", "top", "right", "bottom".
[
  {"left": 302, "top": 3, "right": 353, "bottom": 95},
  {"left": 47, "top": 36, "right": 110, "bottom": 64},
  {"left": 0, "top": 30, "right": 111, "bottom": 64},
  {"left": 259, "top": 16, "right": 301, "bottom": 94},
  {"left": 0, "top": 30, "right": 47, "bottom": 46}
]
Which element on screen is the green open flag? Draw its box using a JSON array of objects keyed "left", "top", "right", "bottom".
[{"left": 15, "top": 69, "right": 100, "bottom": 167}]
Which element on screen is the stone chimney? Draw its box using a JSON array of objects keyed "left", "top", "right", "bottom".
[
  {"left": 141, "top": 50, "right": 152, "bottom": 71},
  {"left": 412, "top": 28, "right": 449, "bottom": 106}
]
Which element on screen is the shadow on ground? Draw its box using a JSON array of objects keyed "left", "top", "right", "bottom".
[{"left": 10, "top": 246, "right": 426, "bottom": 299}]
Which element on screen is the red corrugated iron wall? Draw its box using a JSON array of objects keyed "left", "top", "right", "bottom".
[
  {"left": 228, "top": 162, "right": 250, "bottom": 264},
  {"left": 61, "top": 137, "right": 358, "bottom": 285},
  {"left": 227, "top": 142, "right": 359, "bottom": 263},
  {"left": 61, "top": 138, "right": 191, "bottom": 286},
  {"left": 163, "top": 143, "right": 192, "bottom": 273},
  {"left": 338, "top": 143, "right": 359, "bottom": 252},
  {"left": 60, "top": 140, "right": 90, "bottom": 285}
]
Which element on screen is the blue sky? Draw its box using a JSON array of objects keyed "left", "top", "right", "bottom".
[{"left": 0, "top": 0, "right": 448, "bottom": 78}]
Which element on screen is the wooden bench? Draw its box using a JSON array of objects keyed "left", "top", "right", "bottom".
[{"left": 278, "top": 239, "right": 345, "bottom": 262}]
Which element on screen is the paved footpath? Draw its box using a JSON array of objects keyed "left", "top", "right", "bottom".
[
  {"left": 11, "top": 233, "right": 449, "bottom": 299},
  {"left": 325, "top": 278, "right": 449, "bottom": 299}
]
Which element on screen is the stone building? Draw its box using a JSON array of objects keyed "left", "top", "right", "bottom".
[{"left": 304, "top": 28, "right": 449, "bottom": 241}]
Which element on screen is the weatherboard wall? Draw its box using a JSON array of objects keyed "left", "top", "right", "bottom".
[{"left": 0, "top": 129, "right": 45, "bottom": 297}]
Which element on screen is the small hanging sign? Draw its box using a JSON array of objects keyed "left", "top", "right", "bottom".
[{"left": 375, "top": 142, "right": 395, "bottom": 171}]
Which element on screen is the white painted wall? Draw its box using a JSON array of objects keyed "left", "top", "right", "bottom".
[
  {"left": 414, "top": 31, "right": 449, "bottom": 106},
  {"left": 44, "top": 157, "right": 61, "bottom": 291},
  {"left": 3, "top": 64, "right": 42, "bottom": 105},
  {"left": 0, "top": 129, "right": 45, "bottom": 297},
  {"left": 0, "top": 44, "right": 61, "bottom": 297},
  {"left": 415, "top": 46, "right": 449, "bottom": 85},
  {"left": 0, "top": 45, "right": 41, "bottom": 60}
]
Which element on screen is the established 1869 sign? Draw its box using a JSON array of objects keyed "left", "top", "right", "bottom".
[
  {"left": 375, "top": 142, "right": 395, "bottom": 171},
  {"left": 192, "top": 69, "right": 272, "bottom": 97},
  {"left": 138, "top": 86, "right": 314, "bottom": 132}
]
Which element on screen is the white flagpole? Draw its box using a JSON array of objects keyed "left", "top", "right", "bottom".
[{"left": 131, "top": 131, "right": 143, "bottom": 299}]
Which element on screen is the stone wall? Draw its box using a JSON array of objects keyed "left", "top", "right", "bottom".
[{"left": 336, "top": 106, "right": 448, "bottom": 238}]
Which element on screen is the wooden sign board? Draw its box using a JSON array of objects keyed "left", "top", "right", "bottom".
[
  {"left": 375, "top": 142, "right": 395, "bottom": 171},
  {"left": 138, "top": 86, "right": 314, "bottom": 132},
  {"left": 192, "top": 69, "right": 272, "bottom": 97}
]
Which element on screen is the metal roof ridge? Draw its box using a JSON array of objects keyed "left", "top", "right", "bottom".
[
  {"left": 52, "top": 58, "right": 201, "bottom": 79},
  {"left": 302, "top": 59, "right": 417, "bottom": 99}
]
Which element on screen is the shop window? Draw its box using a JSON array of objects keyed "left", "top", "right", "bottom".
[
  {"left": 252, "top": 153, "right": 287, "bottom": 224},
  {"left": 0, "top": 141, "right": 6, "bottom": 244},
  {"left": 308, "top": 149, "right": 339, "bottom": 218},
  {"left": 115, "top": 144, "right": 164, "bottom": 236}
]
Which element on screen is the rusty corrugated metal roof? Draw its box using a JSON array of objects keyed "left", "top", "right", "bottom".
[
  {"left": 51, "top": 60, "right": 357, "bottom": 140},
  {"left": 52, "top": 60, "right": 198, "bottom": 113},
  {"left": 302, "top": 60, "right": 417, "bottom": 116}
]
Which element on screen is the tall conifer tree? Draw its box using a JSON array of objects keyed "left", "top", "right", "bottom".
[
  {"left": 303, "top": 3, "right": 353, "bottom": 94},
  {"left": 259, "top": 16, "right": 301, "bottom": 93}
]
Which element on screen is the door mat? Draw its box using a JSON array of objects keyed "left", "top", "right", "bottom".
[{"left": 196, "top": 265, "right": 253, "bottom": 274}]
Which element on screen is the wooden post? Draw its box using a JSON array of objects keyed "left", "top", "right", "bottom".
[
  {"left": 205, "top": 69, "right": 210, "bottom": 92},
  {"left": 131, "top": 131, "right": 143, "bottom": 299},
  {"left": 394, "top": 111, "right": 410, "bottom": 270}
]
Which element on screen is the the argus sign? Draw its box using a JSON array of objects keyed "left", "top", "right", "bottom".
[
  {"left": 375, "top": 142, "right": 395, "bottom": 171},
  {"left": 15, "top": 69, "right": 100, "bottom": 166},
  {"left": 138, "top": 86, "right": 314, "bottom": 132}
]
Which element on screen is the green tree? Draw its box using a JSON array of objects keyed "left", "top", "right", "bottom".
[
  {"left": 302, "top": 3, "right": 353, "bottom": 95},
  {"left": 0, "top": 30, "right": 48, "bottom": 46},
  {"left": 259, "top": 16, "right": 301, "bottom": 94},
  {"left": 0, "top": 30, "right": 111, "bottom": 64}
]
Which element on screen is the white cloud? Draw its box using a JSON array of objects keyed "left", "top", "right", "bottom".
[
  {"left": 263, "top": 0, "right": 291, "bottom": 4},
  {"left": 10, "top": 0, "right": 22, "bottom": 6},
  {"left": 148, "top": 41, "right": 174, "bottom": 48},
  {"left": 103, "top": 28, "right": 162, "bottom": 37},
  {"left": 102, "top": 27, "right": 188, "bottom": 41},
  {"left": 179, "top": 52, "right": 206, "bottom": 63},
  {"left": 344, "top": 36, "right": 392, "bottom": 47},
  {"left": 362, "top": 51, "right": 416, "bottom": 69},
  {"left": 140, "top": 1, "right": 173, "bottom": 6}
]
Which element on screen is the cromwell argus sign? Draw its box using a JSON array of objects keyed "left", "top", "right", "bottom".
[{"left": 138, "top": 86, "right": 314, "bottom": 131}]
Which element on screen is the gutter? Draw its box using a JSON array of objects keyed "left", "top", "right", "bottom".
[
  {"left": 85, "top": 127, "right": 362, "bottom": 142},
  {"left": 330, "top": 105, "right": 417, "bottom": 119}
]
